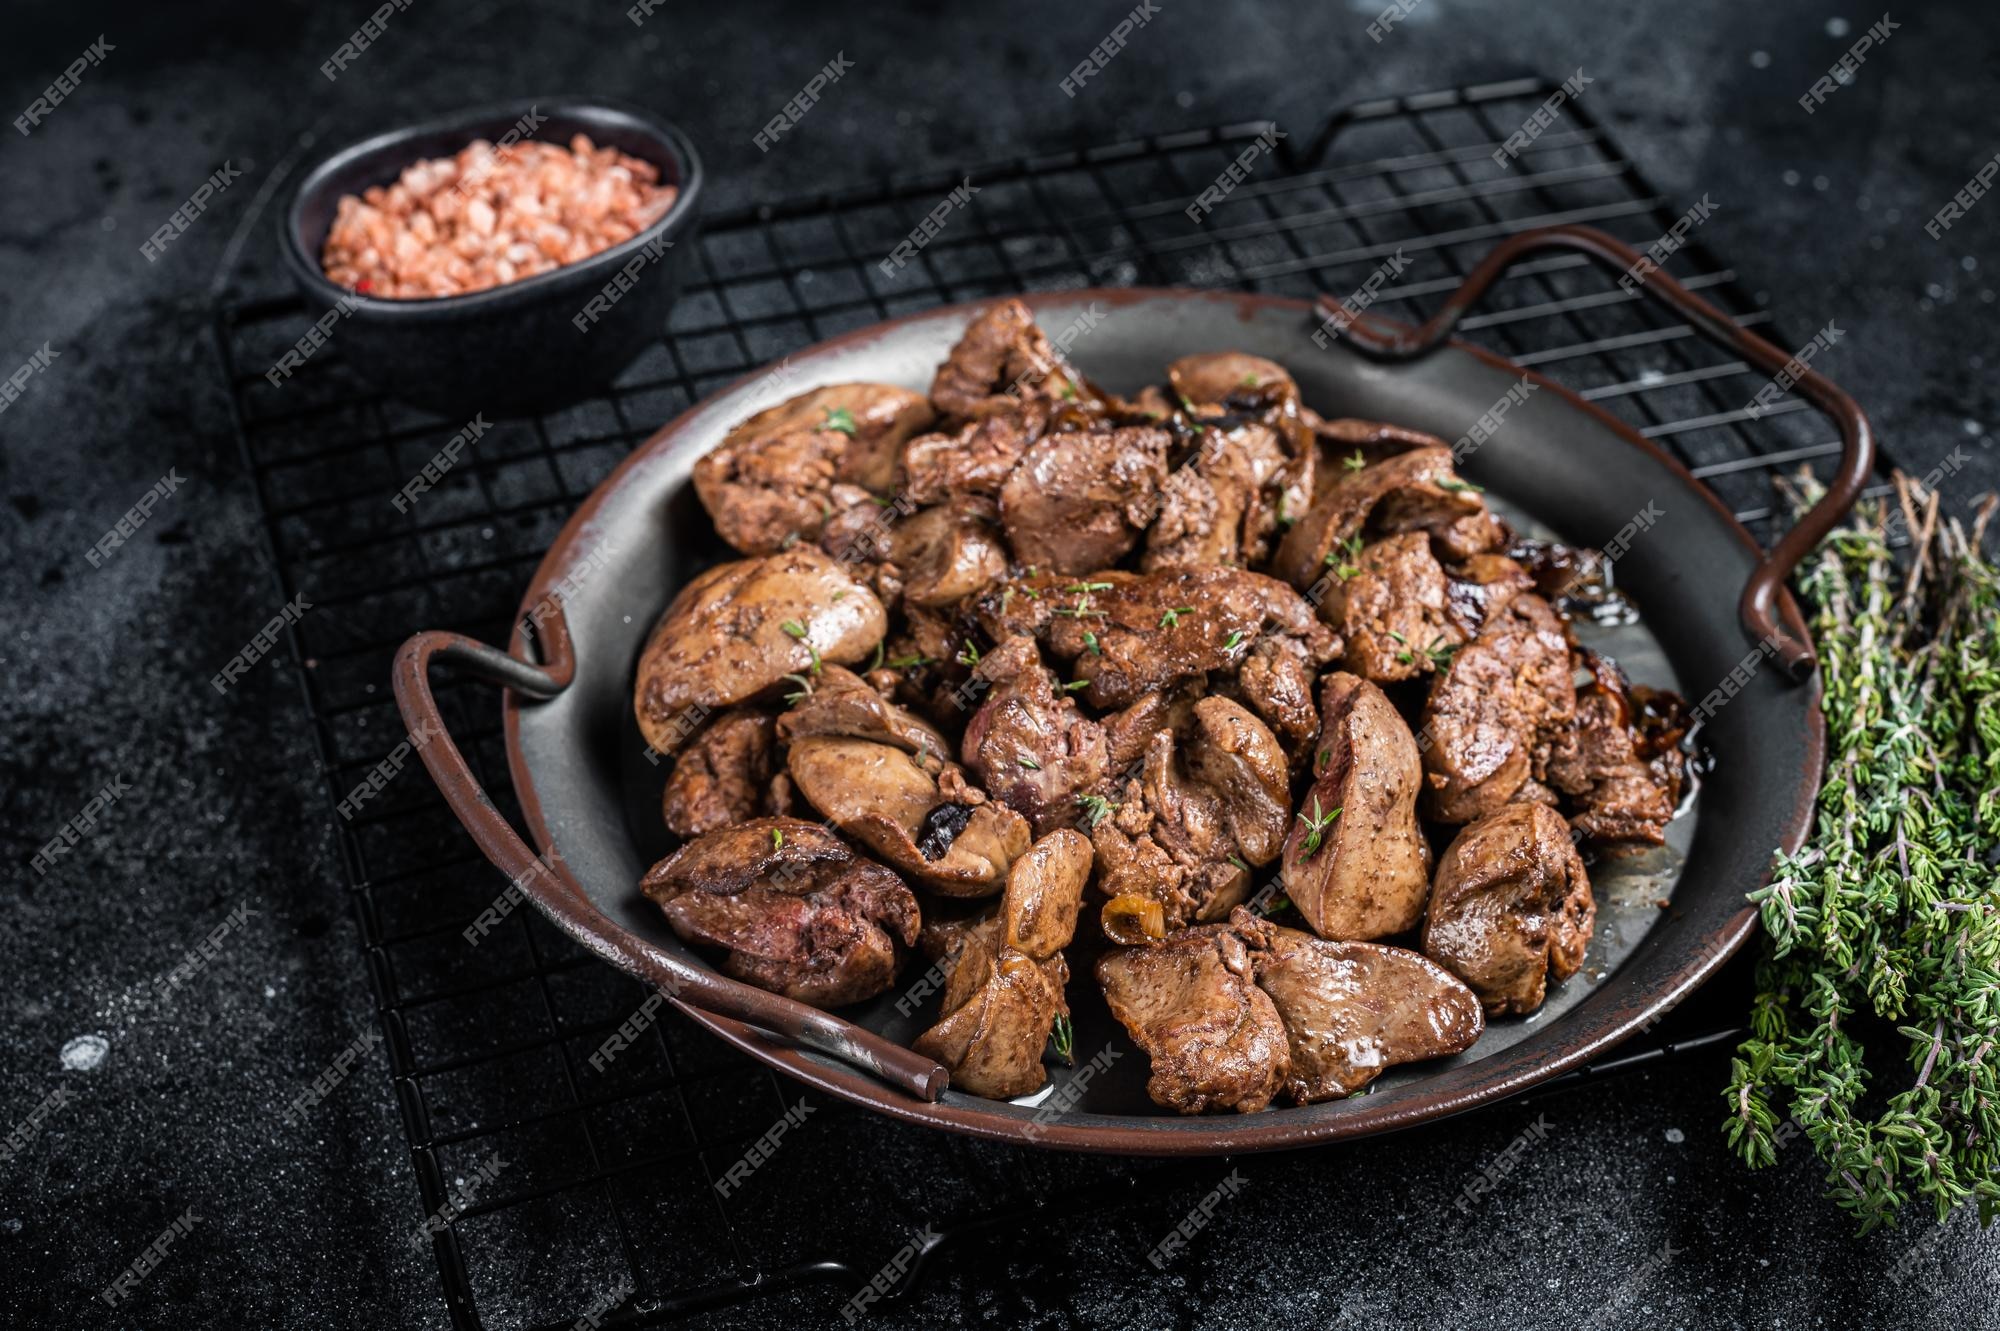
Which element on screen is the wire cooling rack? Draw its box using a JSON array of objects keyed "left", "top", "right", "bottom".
[{"left": 211, "top": 77, "right": 1890, "bottom": 1329}]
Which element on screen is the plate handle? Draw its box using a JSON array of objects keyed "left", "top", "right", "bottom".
[
  {"left": 1318, "top": 222, "right": 1874, "bottom": 682},
  {"left": 390, "top": 601, "right": 949, "bottom": 1103}
]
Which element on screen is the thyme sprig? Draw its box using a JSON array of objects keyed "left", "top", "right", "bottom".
[
  {"left": 1723, "top": 475, "right": 2000, "bottom": 1233},
  {"left": 1077, "top": 793, "right": 1120, "bottom": 830},
  {"left": 1048, "top": 1012, "right": 1075, "bottom": 1064},
  {"left": 1295, "top": 795, "right": 1342, "bottom": 859}
]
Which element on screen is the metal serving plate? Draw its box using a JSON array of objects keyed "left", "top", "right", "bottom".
[{"left": 394, "top": 281, "right": 1838, "bottom": 1153}]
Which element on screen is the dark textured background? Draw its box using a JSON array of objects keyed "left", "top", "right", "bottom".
[{"left": 2, "top": 1, "right": 1997, "bottom": 1327}]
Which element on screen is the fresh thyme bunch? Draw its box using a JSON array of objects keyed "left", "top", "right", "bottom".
[{"left": 1724, "top": 474, "right": 2000, "bottom": 1232}]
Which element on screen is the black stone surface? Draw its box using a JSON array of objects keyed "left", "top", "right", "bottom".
[{"left": 2, "top": 1, "right": 1997, "bottom": 1327}]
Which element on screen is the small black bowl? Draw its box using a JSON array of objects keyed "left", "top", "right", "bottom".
[{"left": 281, "top": 97, "right": 702, "bottom": 418}]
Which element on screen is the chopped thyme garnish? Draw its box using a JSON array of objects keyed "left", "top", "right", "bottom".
[
  {"left": 1159, "top": 606, "right": 1196, "bottom": 628},
  {"left": 1439, "top": 477, "right": 1484, "bottom": 494},
  {"left": 1295, "top": 795, "right": 1342, "bottom": 859},
  {"left": 1176, "top": 395, "right": 1207, "bottom": 434},
  {"left": 1076, "top": 793, "right": 1120, "bottom": 829},
  {"left": 1326, "top": 537, "right": 1365, "bottom": 580},
  {"left": 1063, "top": 679, "right": 1091, "bottom": 692},
  {"left": 885, "top": 653, "right": 934, "bottom": 670},
  {"left": 1018, "top": 753, "right": 1041, "bottom": 770},
  {"left": 780, "top": 620, "right": 822, "bottom": 672},
  {"left": 1221, "top": 629, "right": 1246, "bottom": 652},
  {"left": 868, "top": 641, "right": 885, "bottom": 672},
  {"left": 1344, "top": 449, "right": 1366, "bottom": 472},
  {"left": 1082, "top": 630, "right": 1102, "bottom": 655},
  {"left": 771, "top": 827, "right": 785, "bottom": 849},
  {"left": 822, "top": 406, "right": 858, "bottom": 435},
  {"left": 957, "top": 641, "right": 982, "bottom": 667},
  {"left": 1048, "top": 1012, "right": 1074, "bottom": 1064}
]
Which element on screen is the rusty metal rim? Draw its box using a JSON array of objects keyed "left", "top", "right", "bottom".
[{"left": 444, "top": 273, "right": 1842, "bottom": 1154}]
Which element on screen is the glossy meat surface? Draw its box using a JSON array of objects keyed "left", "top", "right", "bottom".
[{"left": 642, "top": 818, "right": 919, "bottom": 1007}]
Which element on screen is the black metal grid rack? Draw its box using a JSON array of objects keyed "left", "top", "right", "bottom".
[{"left": 212, "top": 77, "right": 1893, "bottom": 1330}]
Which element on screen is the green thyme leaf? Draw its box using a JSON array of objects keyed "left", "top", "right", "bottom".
[
  {"left": 1076, "top": 793, "right": 1119, "bottom": 829},
  {"left": 780, "top": 620, "right": 822, "bottom": 672},
  {"left": 1048, "top": 1012, "right": 1074, "bottom": 1064},
  {"left": 1295, "top": 795, "right": 1343, "bottom": 859}
]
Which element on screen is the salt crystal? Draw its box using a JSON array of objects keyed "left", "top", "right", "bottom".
[{"left": 60, "top": 1033, "right": 109, "bottom": 1072}]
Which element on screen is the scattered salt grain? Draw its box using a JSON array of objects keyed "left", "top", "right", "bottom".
[{"left": 60, "top": 1033, "right": 109, "bottom": 1071}]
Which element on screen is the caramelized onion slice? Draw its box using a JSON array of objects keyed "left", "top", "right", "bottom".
[{"left": 1101, "top": 894, "right": 1167, "bottom": 946}]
